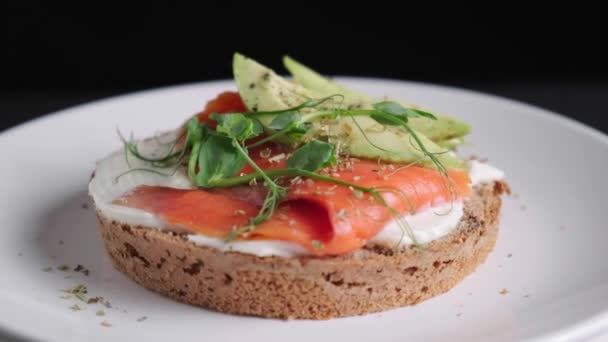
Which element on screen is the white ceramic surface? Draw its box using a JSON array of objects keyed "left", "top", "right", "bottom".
[{"left": 1, "top": 79, "right": 607, "bottom": 342}]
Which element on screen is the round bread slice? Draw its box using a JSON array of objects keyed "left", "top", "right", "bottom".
[{"left": 95, "top": 181, "right": 507, "bottom": 319}]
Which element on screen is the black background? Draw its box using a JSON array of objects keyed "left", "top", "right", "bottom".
[{"left": 2, "top": 6, "right": 607, "bottom": 134}]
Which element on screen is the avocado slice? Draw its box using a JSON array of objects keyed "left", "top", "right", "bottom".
[
  {"left": 234, "top": 53, "right": 323, "bottom": 142},
  {"left": 437, "top": 137, "right": 465, "bottom": 150},
  {"left": 234, "top": 53, "right": 315, "bottom": 113},
  {"left": 283, "top": 56, "right": 471, "bottom": 146},
  {"left": 317, "top": 116, "right": 464, "bottom": 169},
  {"left": 283, "top": 55, "right": 371, "bottom": 107},
  {"left": 233, "top": 53, "right": 465, "bottom": 169}
]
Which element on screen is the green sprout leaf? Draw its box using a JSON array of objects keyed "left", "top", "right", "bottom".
[
  {"left": 373, "top": 101, "right": 409, "bottom": 116},
  {"left": 408, "top": 108, "right": 437, "bottom": 120},
  {"left": 194, "top": 134, "right": 246, "bottom": 187},
  {"left": 267, "top": 111, "right": 300, "bottom": 130},
  {"left": 186, "top": 119, "right": 207, "bottom": 179},
  {"left": 372, "top": 101, "right": 437, "bottom": 124},
  {"left": 211, "top": 113, "right": 263, "bottom": 141},
  {"left": 246, "top": 112, "right": 311, "bottom": 149},
  {"left": 286, "top": 140, "right": 336, "bottom": 172},
  {"left": 186, "top": 117, "right": 205, "bottom": 142}
]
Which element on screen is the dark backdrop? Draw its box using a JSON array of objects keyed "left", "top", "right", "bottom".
[{"left": 2, "top": 7, "right": 607, "bottom": 133}]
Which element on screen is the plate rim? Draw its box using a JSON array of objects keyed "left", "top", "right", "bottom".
[{"left": 1, "top": 77, "right": 607, "bottom": 342}]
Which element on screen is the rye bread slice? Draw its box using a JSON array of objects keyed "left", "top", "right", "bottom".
[{"left": 95, "top": 181, "right": 507, "bottom": 319}]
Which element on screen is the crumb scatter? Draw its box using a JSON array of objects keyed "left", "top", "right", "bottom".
[{"left": 69, "top": 304, "right": 83, "bottom": 311}]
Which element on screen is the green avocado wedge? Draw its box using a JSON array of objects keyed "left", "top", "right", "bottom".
[
  {"left": 233, "top": 53, "right": 465, "bottom": 169},
  {"left": 233, "top": 53, "right": 315, "bottom": 113},
  {"left": 283, "top": 55, "right": 370, "bottom": 107},
  {"left": 319, "top": 116, "right": 465, "bottom": 169},
  {"left": 283, "top": 56, "right": 471, "bottom": 147}
]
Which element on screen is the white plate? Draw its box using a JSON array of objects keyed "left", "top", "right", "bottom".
[{"left": 1, "top": 79, "right": 607, "bottom": 342}]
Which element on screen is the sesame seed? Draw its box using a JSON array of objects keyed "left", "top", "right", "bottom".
[
  {"left": 259, "top": 148, "right": 272, "bottom": 159},
  {"left": 268, "top": 153, "right": 286, "bottom": 163}
]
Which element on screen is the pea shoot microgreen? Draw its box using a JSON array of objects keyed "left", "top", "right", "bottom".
[{"left": 286, "top": 140, "right": 336, "bottom": 171}]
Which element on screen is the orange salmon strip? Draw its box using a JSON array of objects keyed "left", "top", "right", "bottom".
[
  {"left": 114, "top": 160, "right": 470, "bottom": 255},
  {"left": 245, "top": 162, "right": 470, "bottom": 254}
]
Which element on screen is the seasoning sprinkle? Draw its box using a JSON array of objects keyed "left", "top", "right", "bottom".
[
  {"left": 74, "top": 264, "right": 90, "bottom": 276},
  {"left": 63, "top": 284, "right": 88, "bottom": 302},
  {"left": 311, "top": 240, "right": 325, "bottom": 250},
  {"left": 268, "top": 153, "right": 286, "bottom": 163},
  {"left": 69, "top": 304, "right": 83, "bottom": 312},
  {"left": 259, "top": 148, "right": 272, "bottom": 159},
  {"left": 88, "top": 296, "right": 103, "bottom": 304},
  {"left": 349, "top": 187, "right": 364, "bottom": 200}
]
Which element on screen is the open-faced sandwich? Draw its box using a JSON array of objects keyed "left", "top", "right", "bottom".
[{"left": 89, "top": 54, "right": 507, "bottom": 319}]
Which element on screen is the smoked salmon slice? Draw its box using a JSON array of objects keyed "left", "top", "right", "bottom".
[
  {"left": 249, "top": 161, "right": 470, "bottom": 255},
  {"left": 114, "top": 159, "right": 470, "bottom": 255}
]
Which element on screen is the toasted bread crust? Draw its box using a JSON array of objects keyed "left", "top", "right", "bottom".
[{"left": 95, "top": 182, "right": 506, "bottom": 319}]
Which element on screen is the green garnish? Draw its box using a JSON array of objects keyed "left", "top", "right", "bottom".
[
  {"left": 286, "top": 140, "right": 336, "bottom": 171},
  {"left": 194, "top": 134, "right": 247, "bottom": 187},
  {"left": 57, "top": 264, "right": 70, "bottom": 271},
  {"left": 211, "top": 113, "right": 263, "bottom": 141},
  {"left": 120, "top": 96, "right": 456, "bottom": 247}
]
